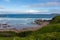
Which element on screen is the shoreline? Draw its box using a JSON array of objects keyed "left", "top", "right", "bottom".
[{"left": 0, "top": 21, "right": 49, "bottom": 33}]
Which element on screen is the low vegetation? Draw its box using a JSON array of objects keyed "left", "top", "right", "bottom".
[
  {"left": 50, "top": 16, "right": 60, "bottom": 24},
  {"left": 0, "top": 31, "right": 17, "bottom": 37}
]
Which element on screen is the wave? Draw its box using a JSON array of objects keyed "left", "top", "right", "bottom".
[{"left": 0, "top": 18, "right": 52, "bottom": 25}]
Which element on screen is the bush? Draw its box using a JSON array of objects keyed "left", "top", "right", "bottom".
[
  {"left": 0, "top": 31, "right": 17, "bottom": 37},
  {"left": 17, "top": 31, "right": 32, "bottom": 37},
  {"left": 34, "top": 32, "right": 60, "bottom": 40}
]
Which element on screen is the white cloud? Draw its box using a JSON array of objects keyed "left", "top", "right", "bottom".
[
  {"left": 50, "top": 10, "right": 60, "bottom": 13},
  {"left": 0, "top": 6, "right": 4, "bottom": 9},
  {"left": 24, "top": 10, "right": 40, "bottom": 13},
  {"left": 0, "top": 9, "right": 49, "bottom": 14},
  {"left": 21, "top": 5, "right": 29, "bottom": 8},
  {"left": 0, "top": 8, "right": 59, "bottom": 14},
  {"left": 3, "top": 0, "right": 10, "bottom": 2},
  {"left": 29, "top": 2, "right": 60, "bottom": 7}
]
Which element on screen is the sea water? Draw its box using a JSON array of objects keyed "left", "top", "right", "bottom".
[{"left": 0, "top": 14, "right": 55, "bottom": 29}]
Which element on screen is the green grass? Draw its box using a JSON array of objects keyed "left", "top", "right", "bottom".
[
  {"left": 0, "top": 37, "right": 13, "bottom": 40},
  {"left": 50, "top": 16, "right": 60, "bottom": 24},
  {"left": 34, "top": 24, "right": 60, "bottom": 34}
]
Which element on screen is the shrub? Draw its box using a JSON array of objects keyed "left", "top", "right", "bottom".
[
  {"left": 17, "top": 31, "right": 32, "bottom": 37},
  {"left": 0, "top": 31, "right": 17, "bottom": 37}
]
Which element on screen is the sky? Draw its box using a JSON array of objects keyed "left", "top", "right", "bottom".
[{"left": 0, "top": 0, "right": 60, "bottom": 14}]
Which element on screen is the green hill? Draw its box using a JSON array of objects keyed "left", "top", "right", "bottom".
[{"left": 50, "top": 16, "right": 60, "bottom": 24}]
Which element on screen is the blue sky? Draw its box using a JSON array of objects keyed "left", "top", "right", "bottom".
[{"left": 0, "top": 0, "right": 60, "bottom": 14}]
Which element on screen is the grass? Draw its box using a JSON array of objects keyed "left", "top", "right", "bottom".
[
  {"left": 50, "top": 16, "right": 60, "bottom": 24},
  {"left": 0, "top": 37, "right": 13, "bottom": 40},
  {"left": 35, "top": 23, "right": 60, "bottom": 34}
]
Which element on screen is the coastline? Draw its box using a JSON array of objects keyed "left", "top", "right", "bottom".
[{"left": 0, "top": 21, "right": 49, "bottom": 33}]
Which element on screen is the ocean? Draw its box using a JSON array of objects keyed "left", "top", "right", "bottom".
[
  {"left": 0, "top": 14, "right": 55, "bottom": 24},
  {"left": 0, "top": 14, "right": 55, "bottom": 18},
  {"left": 0, "top": 14, "right": 56, "bottom": 29}
]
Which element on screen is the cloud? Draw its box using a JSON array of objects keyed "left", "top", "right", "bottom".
[
  {"left": 3, "top": 0, "right": 10, "bottom": 2},
  {"left": 0, "top": 6, "right": 4, "bottom": 9},
  {"left": 29, "top": 2, "right": 60, "bottom": 7},
  {"left": 0, "top": 9, "right": 59, "bottom": 14},
  {"left": 50, "top": 10, "right": 60, "bottom": 13},
  {"left": 0, "top": 9, "right": 49, "bottom": 14}
]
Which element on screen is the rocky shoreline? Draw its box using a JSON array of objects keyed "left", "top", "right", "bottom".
[{"left": 0, "top": 21, "right": 49, "bottom": 33}]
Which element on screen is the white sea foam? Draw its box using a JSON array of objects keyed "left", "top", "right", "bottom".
[{"left": 0, "top": 18, "right": 52, "bottom": 24}]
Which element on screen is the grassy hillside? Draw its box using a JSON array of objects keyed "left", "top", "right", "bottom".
[
  {"left": 19, "top": 16, "right": 60, "bottom": 40},
  {"left": 0, "top": 16, "right": 60, "bottom": 40},
  {"left": 50, "top": 16, "right": 60, "bottom": 24}
]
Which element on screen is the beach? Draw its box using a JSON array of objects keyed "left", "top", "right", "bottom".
[{"left": 0, "top": 21, "right": 49, "bottom": 33}]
